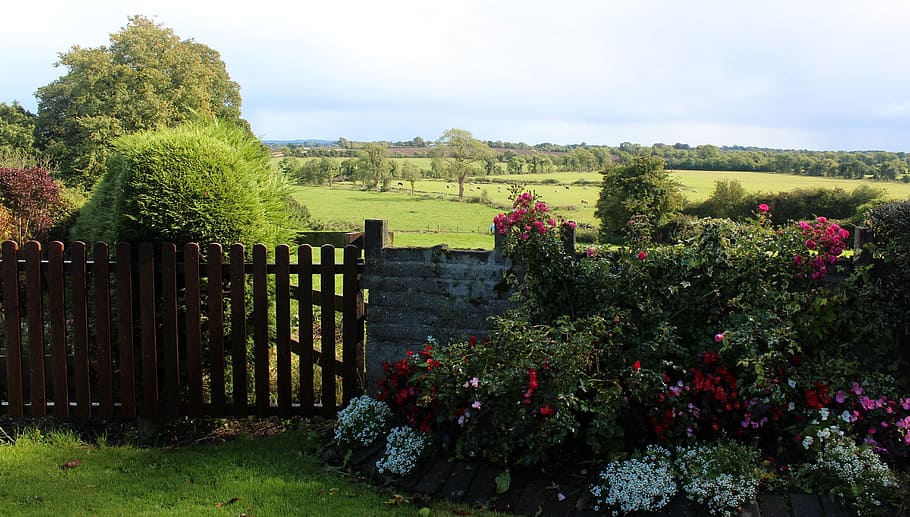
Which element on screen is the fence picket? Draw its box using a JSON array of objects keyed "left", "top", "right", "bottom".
[
  {"left": 139, "top": 243, "right": 159, "bottom": 418},
  {"left": 161, "top": 243, "right": 180, "bottom": 417},
  {"left": 184, "top": 243, "right": 203, "bottom": 415},
  {"left": 320, "top": 245, "right": 337, "bottom": 416},
  {"left": 230, "top": 244, "right": 247, "bottom": 416},
  {"left": 275, "top": 245, "right": 291, "bottom": 417},
  {"left": 94, "top": 243, "right": 114, "bottom": 418},
  {"left": 343, "top": 245, "right": 362, "bottom": 405},
  {"left": 24, "top": 241, "right": 47, "bottom": 416},
  {"left": 207, "top": 244, "right": 225, "bottom": 416},
  {"left": 116, "top": 243, "right": 136, "bottom": 418},
  {"left": 47, "top": 242, "right": 68, "bottom": 418},
  {"left": 298, "top": 245, "right": 314, "bottom": 415},
  {"left": 71, "top": 242, "right": 92, "bottom": 418},
  {"left": 253, "top": 244, "right": 269, "bottom": 415},
  {"left": 2, "top": 241, "right": 23, "bottom": 417}
]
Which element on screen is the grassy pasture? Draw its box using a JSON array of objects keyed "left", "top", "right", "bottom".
[
  {"left": 290, "top": 164, "right": 910, "bottom": 250},
  {"left": 292, "top": 185, "right": 498, "bottom": 249}
]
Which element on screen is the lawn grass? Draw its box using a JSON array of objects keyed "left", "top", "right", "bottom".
[{"left": 0, "top": 425, "right": 500, "bottom": 517}]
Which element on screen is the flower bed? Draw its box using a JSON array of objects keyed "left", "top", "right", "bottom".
[{"left": 337, "top": 194, "right": 910, "bottom": 516}]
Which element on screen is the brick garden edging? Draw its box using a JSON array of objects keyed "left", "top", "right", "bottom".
[{"left": 329, "top": 443, "right": 857, "bottom": 517}]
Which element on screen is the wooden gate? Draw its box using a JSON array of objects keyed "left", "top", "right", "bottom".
[{"left": 0, "top": 241, "right": 365, "bottom": 420}]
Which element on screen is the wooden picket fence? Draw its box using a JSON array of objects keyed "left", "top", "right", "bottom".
[{"left": 0, "top": 240, "right": 365, "bottom": 420}]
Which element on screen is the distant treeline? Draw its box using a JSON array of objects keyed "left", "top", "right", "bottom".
[{"left": 268, "top": 139, "right": 910, "bottom": 181}]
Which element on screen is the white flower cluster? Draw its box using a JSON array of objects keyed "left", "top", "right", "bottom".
[
  {"left": 805, "top": 432, "right": 897, "bottom": 515},
  {"left": 376, "top": 426, "right": 430, "bottom": 476},
  {"left": 590, "top": 445, "right": 677, "bottom": 515},
  {"left": 333, "top": 395, "right": 392, "bottom": 447},
  {"left": 675, "top": 442, "right": 759, "bottom": 517}
]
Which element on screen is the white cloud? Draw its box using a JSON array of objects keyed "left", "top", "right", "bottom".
[{"left": 4, "top": 0, "right": 910, "bottom": 149}]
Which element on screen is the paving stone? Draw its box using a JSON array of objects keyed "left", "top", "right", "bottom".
[
  {"left": 413, "top": 458, "right": 455, "bottom": 494},
  {"left": 789, "top": 493, "right": 823, "bottom": 517},
  {"left": 462, "top": 465, "right": 501, "bottom": 505},
  {"left": 739, "top": 499, "right": 762, "bottom": 517},
  {"left": 438, "top": 461, "right": 479, "bottom": 503},
  {"left": 511, "top": 477, "right": 571, "bottom": 517},
  {"left": 346, "top": 444, "right": 383, "bottom": 470},
  {"left": 664, "top": 494, "right": 697, "bottom": 517},
  {"left": 492, "top": 469, "right": 534, "bottom": 514},
  {"left": 820, "top": 496, "right": 855, "bottom": 517},
  {"left": 758, "top": 495, "right": 790, "bottom": 517}
]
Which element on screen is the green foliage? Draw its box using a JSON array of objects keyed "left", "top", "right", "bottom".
[
  {"left": 0, "top": 166, "right": 73, "bottom": 242},
  {"left": 71, "top": 119, "right": 298, "bottom": 246},
  {"left": 356, "top": 143, "right": 392, "bottom": 190},
  {"left": 687, "top": 183, "right": 886, "bottom": 225},
  {"left": 34, "top": 15, "right": 244, "bottom": 188},
  {"left": 432, "top": 128, "right": 493, "bottom": 198},
  {"left": 595, "top": 154, "right": 684, "bottom": 240},
  {"left": 866, "top": 199, "right": 910, "bottom": 264},
  {"left": 0, "top": 102, "right": 37, "bottom": 158}
]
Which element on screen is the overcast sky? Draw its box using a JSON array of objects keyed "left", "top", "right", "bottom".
[{"left": 3, "top": 0, "right": 910, "bottom": 151}]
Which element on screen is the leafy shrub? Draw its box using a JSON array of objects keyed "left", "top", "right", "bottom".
[
  {"left": 596, "top": 154, "right": 684, "bottom": 240},
  {"left": 686, "top": 184, "right": 885, "bottom": 225},
  {"left": 71, "top": 119, "right": 300, "bottom": 246},
  {"left": 0, "top": 166, "right": 73, "bottom": 242},
  {"left": 866, "top": 200, "right": 910, "bottom": 265}
]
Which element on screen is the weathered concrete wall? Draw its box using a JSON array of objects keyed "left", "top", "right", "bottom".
[{"left": 362, "top": 220, "right": 513, "bottom": 389}]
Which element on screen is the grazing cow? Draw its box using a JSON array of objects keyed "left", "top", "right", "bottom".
[
  {"left": 565, "top": 185, "right": 570, "bottom": 189},
  {"left": 580, "top": 199, "right": 588, "bottom": 205},
  {"left": 397, "top": 182, "right": 403, "bottom": 186}
]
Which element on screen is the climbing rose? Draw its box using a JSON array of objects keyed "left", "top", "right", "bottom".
[
  {"left": 758, "top": 203, "right": 769, "bottom": 212},
  {"left": 637, "top": 251, "right": 648, "bottom": 261}
]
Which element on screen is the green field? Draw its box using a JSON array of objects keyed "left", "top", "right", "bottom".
[
  {"left": 292, "top": 185, "right": 499, "bottom": 249},
  {"left": 291, "top": 168, "right": 910, "bottom": 250}
]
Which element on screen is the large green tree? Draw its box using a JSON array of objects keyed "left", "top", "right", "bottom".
[
  {"left": 34, "top": 15, "right": 244, "bottom": 188},
  {"left": 356, "top": 142, "right": 391, "bottom": 190},
  {"left": 0, "top": 102, "right": 38, "bottom": 161},
  {"left": 432, "top": 128, "right": 492, "bottom": 198},
  {"left": 595, "top": 154, "right": 684, "bottom": 240}
]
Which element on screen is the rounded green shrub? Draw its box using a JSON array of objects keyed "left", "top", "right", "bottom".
[{"left": 71, "top": 120, "right": 298, "bottom": 246}]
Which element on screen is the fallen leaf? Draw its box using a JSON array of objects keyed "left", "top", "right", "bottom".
[
  {"left": 61, "top": 460, "right": 82, "bottom": 469},
  {"left": 384, "top": 494, "right": 410, "bottom": 506},
  {"left": 214, "top": 497, "right": 239, "bottom": 508}
]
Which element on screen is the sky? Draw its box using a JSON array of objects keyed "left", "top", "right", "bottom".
[{"left": 3, "top": 0, "right": 910, "bottom": 152}]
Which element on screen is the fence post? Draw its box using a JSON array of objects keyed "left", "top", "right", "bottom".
[
  {"left": 562, "top": 223, "right": 577, "bottom": 256},
  {"left": 364, "top": 219, "right": 390, "bottom": 260},
  {"left": 854, "top": 226, "right": 874, "bottom": 266}
]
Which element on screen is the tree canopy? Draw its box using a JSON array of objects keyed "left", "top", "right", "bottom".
[
  {"left": 0, "top": 102, "right": 37, "bottom": 160},
  {"left": 432, "top": 128, "right": 492, "bottom": 197},
  {"left": 34, "top": 15, "right": 244, "bottom": 188}
]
